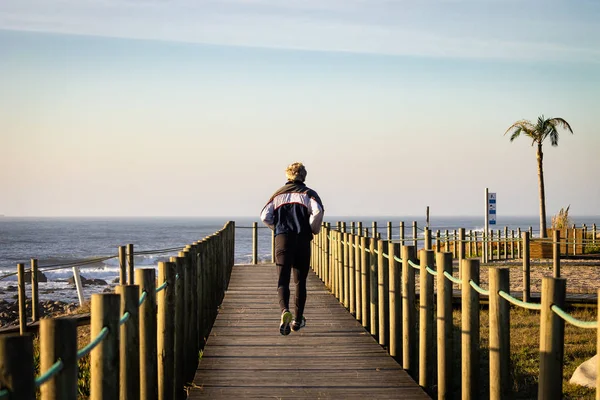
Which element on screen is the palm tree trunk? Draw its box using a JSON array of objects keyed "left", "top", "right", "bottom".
[{"left": 537, "top": 143, "right": 547, "bottom": 238}]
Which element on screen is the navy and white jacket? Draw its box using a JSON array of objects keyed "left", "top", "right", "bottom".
[{"left": 260, "top": 181, "right": 324, "bottom": 240}]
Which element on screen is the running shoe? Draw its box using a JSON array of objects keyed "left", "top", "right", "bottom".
[
  {"left": 279, "top": 310, "right": 293, "bottom": 336},
  {"left": 291, "top": 316, "right": 306, "bottom": 332}
]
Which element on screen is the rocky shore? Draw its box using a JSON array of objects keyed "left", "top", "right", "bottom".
[{"left": 0, "top": 299, "right": 81, "bottom": 328}]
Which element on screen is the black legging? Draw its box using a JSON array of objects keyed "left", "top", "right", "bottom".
[{"left": 275, "top": 233, "right": 311, "bottom": 319}]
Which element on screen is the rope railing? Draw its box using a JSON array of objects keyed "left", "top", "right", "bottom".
[
  {"left": 425, "top": 266, "right": 438, "bottom": 276},
  {"left": 551, "top": 305, "right": 598, "bottom": 329},
  {"left": 77, "top": 327, "right": 109, "bottom": 360},
  {"left": 156, "top": 281, "right": 168, "bottom": 293},
  {"left": 35, "top": 359, "right": 64, "bottom": 387},
  {"left": 407, "top": 259, "right": 420, "bottom": 270},
  {"left": 498, "top": 290, "right": 542, "bottom": 310},
  {"left": 443, "top": 271, "right": 462, "bottom": 285},
  {"left": 138, "top": 290, "right": 148, "bottom": 306},
  {"left": 469, "top": 280, "right": 490, "bottom": 296}
]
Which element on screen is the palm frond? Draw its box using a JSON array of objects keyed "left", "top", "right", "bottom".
[{"left": 548, "top": 117, "right": 573, "bottom": 134}]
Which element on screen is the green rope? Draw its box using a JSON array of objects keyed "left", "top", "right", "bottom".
[
  {"left": 382, "top": 252, "right": 389, "bottom": 259},
  {"left": 372, "top": 248, "right": 379, "bottom": 255},
  {"left": 365, "top": 248, "right": 371, "bottom": 253},
  {"left": 0, "top": 389, "right": 7, "bottom": 399},
  {"left": 35, "top": 359, "right": 64, "bottom": 387},
  {"left": 469, "top": 280, "right": 490, "bottom": 296},
  {"left": 393, "top": 255, "right": 402, "bottom": 263},
  {"left": 425, "top": 266, "right": 438, "bottom": 276},
  {"left": 77, "top": 327, "right": 109, "bottom": 359},
  {"left": 408, "top": 260, "right": 420, "bottom": 270},
  {"left": 138, "top": 291, "right": 147, "bottom": 306},
  {"left": 156, "top": 281, "right": 168, "bottom": 293},
  {"left": 498, "top": 291, "right": 542, "bottom": 311},
  {"left": 443, "top": 271, "right": 461, "bottom": 285},
  {"left": 119, "top": 311, "right": 130, "bottom": 326},
  {"left": 551, "top": 305, "right": 598, "bottom": 329}
]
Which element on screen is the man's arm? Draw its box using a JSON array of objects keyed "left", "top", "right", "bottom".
[
  {"left": 309, "top": 197, "right": 324, "bottom": 234},
  {"left": 260, "top": 201, "right": 275, "bottom": 230}
]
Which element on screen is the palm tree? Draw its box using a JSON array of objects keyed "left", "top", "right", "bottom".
[{"left": 505, "top": 115, "right": 573, "bottom": 238}]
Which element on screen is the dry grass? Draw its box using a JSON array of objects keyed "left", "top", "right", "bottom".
[{"left": 443, "top": 305, "right": 597, "bottom": 399}]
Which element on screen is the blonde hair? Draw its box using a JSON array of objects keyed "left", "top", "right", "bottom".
[{"left": 285, "top": 162, "right": 307, "bottom": 182}]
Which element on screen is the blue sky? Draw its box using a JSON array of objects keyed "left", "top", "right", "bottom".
[{"left": 1, "top": 1, "right": 599, "bottom": 218}]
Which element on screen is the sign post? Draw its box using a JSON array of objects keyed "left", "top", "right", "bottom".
[{"left": 484, "top": 189, "right": 497, "bottom": 263}]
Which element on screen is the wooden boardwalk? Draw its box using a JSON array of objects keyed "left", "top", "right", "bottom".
[{"left": 189, "top": 264, "right": 429, "bottom": 399}]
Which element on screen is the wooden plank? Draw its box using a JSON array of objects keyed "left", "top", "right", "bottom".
[{"left": 189, "top": 264, "right": 430, "bottom": 399}]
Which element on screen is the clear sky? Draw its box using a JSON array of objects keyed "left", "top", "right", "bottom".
[{"left": 1, "top": 0, "right": 599, "bottom": 218}]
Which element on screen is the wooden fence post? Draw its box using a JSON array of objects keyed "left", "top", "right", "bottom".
[
  {"left": 517, "top": 228, "right": 522, "bottom": 258},
  {"left": 171, "top": 256, "right": 186, "bottom": 400},
  {"left": 510, "top": 230, "right": 515, "bottom": 259},
  {"left": 136, "top": 268, "right": 157, "bottom": 400},
  {"left": 489, "top": 268, "right": 510, "bottom": 400},
  {"left": 369, "top": 237, "right": 378, "bottom": 337},
  {"left": 252, "top": 222, "right": 258, "bottom": 264},
  {"left": 402, "top": 245, "right": 417, "bottom": 378},
  {"left": 18, "top": 263, "right": 27, "bottom": 335},
  {"left": 553, "top": 230, "right": 560, "bottom": 278},
  {"left": 400, "top": 222, "right": 405, "bottom": 247},
  {"left": 419, "top": 249, "right": 435, "bottom": 392},
  {"left": 0, "top": 334, "right": 35, "bottom": 399},
  {"left": 31, "top": 259, "right": 40, "bottom": 322},
  {"left": 435, "top": 230, "right": 441, "bottom": 252},
  {"left": 354, "top": 233, "right": 362, "bottom": 321},
  {"left": 40, "top": 318, "right": 78, "bottom": 400},
  {"left": 462, "top": 258, "right": 480, "bottom": 400},
  {"left": 458, "top": 228, "right": 465, "bottom": 277},
  {"left": 372, "top": 221, "right": 378, "bottom": 239},
  {"left": 116, "top": 285, "right": 140, "bottom": 400},
  {"left": 538, "top": 276, "right": 566, "bottom": 400},
  {"left": 344, "top": 232, "right": 350, "bottom": 308},
  {"left": 157, "top": 262, "right": 176, "bottom": 400},
  {"left": 437, "top": 251, "right": 453, "bottom": 400},
  {"left": 424, "top": 228, "right": 431, "bottom": 251},
  {"left": 127, "top": 244, "right": 134, "bottom": 284},
  {"left": 90, "top": 293, "right": 121, "bottom": 400},
  {"left": 119, "top": 246, "right": 127, "bottom": 285},
  {"left": 324, "top": 224, "right": 331, "bottom": 289},
  {"left": 412, "top": 221, "right": 418, "bottom": 250},
  {"left": 521, "top": 231, "right": 531, "bottom": 302},
  {"left": 349, "top": 233, "right": 356, "bottom": 315},
  {"left": 387, "top": 221, "right": 393, "bottom": 240},
  {"left": 389, "top": 242, "right": 402, "bottom": 361},
  {"left": 378, "top": 239, "right": 389, "bottom": 348},
  {"left": 360, "top": 235, "right": 369, "bottom": 329}
]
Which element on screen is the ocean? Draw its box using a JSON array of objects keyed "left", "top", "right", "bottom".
[{"left": 1, "top": 216, "right": 598, "bottom": 303}]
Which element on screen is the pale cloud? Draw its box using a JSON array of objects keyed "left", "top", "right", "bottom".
[{"left": 0, "top": 0, "right": 599, "bottom": 62}]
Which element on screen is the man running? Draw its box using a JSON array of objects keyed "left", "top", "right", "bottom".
[{"left": 260, "top": 162, "right": 324, "bottom": 335}]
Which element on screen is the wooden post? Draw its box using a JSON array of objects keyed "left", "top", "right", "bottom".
[
  {"left": 115, "top": 285, "right": 140, "bottom": 400},
  {"left": 389, "top": 242, "right": 402, "bottom": 360},
  {"left": 424, "top": 228, "right": 432, "bottom": 251},
  {"left": 419, "top": 249, "right": 435, "bottom": 391},
  {"left": 39, "top": 318, "right": 76, "bottom": 400},
  {"left": 349, "top": 233, "right": 355, "bottom": 315},
  {"left": 0, "top": 334, "right": 35, "bottom": 399},
  {"left": 343, "top": 232, "right": 350, "bottom": 309},
  {"left": 136, "top": 268, "right": 157, "bottom": 400},
  {"left": 435, "top": 230, "right": 441, "bottom": 252},
  {"left": 444, "top": 229, "right": 449, "bottom": 253},
  {"left": 461, "top": 258, "right": 480, "bottom": 400},
  {"left": 252, "top": 222, "right": 258, "bottom": 264},
  {"left": 412, "top": 221, "right": 418, "bottom": 250},
  {"left": 119, "top": 246, "right": 127, "bottom": 285},
  {"left": 369, "top": 237, "right": 378, "bottom": 337},
  {"left": 517, "top": 227, "right": 522, "bottom": 258},
  {"left": 157, "top": 262, "right": 176, "bottom": 400},
  {"left": 593, "top": 224, "right": 597, "bottom": 246},
  {"left": 325, "top": 224, "right": 331, "bottom": 289},
  {"left": 489, "top": 268, "right": 510, "bottom": 400},
  {"left": 529, "top": 226, "right": 533, "bottom": 237},
  {"left": 553, "top": 230, "right": 560, "bottom": 278},
  {"left": 437, "top": 252, "right": 453, "bottom": 400},
  {"left": 271, "top": 229, "right": 275, "bottom": 263},
  {"left": 351, "top": 221, "right": 356, "bottom": 235},
  {"left": 458, "top": 228, "right": 465, "bottom": 278},
  {"left": 18, "top": 263, "right": 26, "bottom": 335},
  {"left": 453, "top": 229, "right": 458, "bottom": 258},
  {"left": 378, "top": 239, "right": 389, "bottom": 347},
  {"left": 360, "top": 236, "right": 369, "bottom": 328},
  {"left": 354, "top": 233, "right": 361, "bottom": 321},
  {"left": 489, "top": 230, "right": 494, "bottom": 260},
  {"left": 523, "top": 232, "right": 531, "bottom": 302},
  {"left": 538, "top": 277, "right": 566, "bottom": 400},
  {"left": 90, "top": 293, "right": 121, "bottom": 400},
  {"left": 402, "top": 245, "right": 416, "bottom": 378},
  {"left": 400, "top": 222, "right": 405, "bottom": 247},
  {"left": 503, "top": 226, "right": 508, "bottom": 259},
  {"left": 171, "top": 256, "right": 185, "bottom": 400},
  {"left": 127, "top": 244, "right": 134, "bottom": 285},
  {"left": 372, "top": 221, "right": 378, "bottom": 239},
  {"left": 31, "top": 258, "right": 40, "bottom": 322},
  {"left": 387, "top": 221, "right": 393, "bottom": 240}
]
